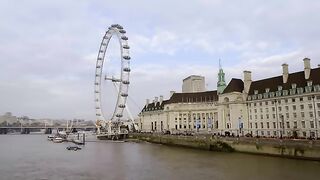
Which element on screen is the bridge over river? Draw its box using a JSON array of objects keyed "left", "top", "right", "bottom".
[{"left": 0, "top": 126, "right": 96, "bottom": 134}]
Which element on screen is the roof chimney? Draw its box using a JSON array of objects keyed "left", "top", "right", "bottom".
[
  {"left": 282, "top": 63, "right": 289, "bottom": 83},
  {"left": 170, "top": 91, "right": 175, "bottom": 97},
  {"left": 159, "top": 95, "right": 163, "bottom": 104},
  {"left": 154, "top": 97, "right": 158, "bottom": 105},
  {"left": 146, "top": 99, "right": 149, "bottom": 106},
  {"left": 303, "top": 58, "right": 311, "bottom": 79},
  {"left": 243, "top": 71, "right": 252, "bottom": 94}
]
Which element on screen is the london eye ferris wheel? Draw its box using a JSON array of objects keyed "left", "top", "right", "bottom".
[{"left": 94, "top": 24, "right": 131, "bottom": 134}]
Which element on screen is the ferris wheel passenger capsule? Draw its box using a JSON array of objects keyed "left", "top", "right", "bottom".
[
  {"left": 121, "top": 36, "right": 128, "bottom": 40},
  {"left": 118, "top": 104, "right": 126, "bottom": 108},
  {"left": 123, "top": 45, "right": 130, "bottom": 49}
]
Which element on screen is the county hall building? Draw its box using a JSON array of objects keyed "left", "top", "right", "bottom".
[{"left": 138, "top": 58, "right": 320, "bottom": 138}]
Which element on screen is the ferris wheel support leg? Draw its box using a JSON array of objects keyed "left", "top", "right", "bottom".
[{"left": 125, "top": 105, "right": 139, "bottom": 131}]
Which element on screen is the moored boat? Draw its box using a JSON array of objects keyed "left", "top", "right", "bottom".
[
  {"left": 53, "top": 137, "right": 64, "bottom": 143},
  {"left": 47, "top": 135, "right": 55, "bottom": 141}
]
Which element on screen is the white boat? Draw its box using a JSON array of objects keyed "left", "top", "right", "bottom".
[{"left": 53, "top": 137, "right": 64, "bottom": 143}]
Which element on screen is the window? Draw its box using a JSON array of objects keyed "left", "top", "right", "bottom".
[
  {"left": 300, "top": 97, "right": 304, "bottom": 102},
  {"left": 272, "top": 107, "right": 275, "bottom": 112},
  {"left": 267, "top": 122, "right": 270, "bottom": 129},
  {"left": 286, "top": 122, "right": 290, "bottom": 128},
  {"left": 255, "top": 123, "right": 258, "bottom": 129},
  {"left": 265, "top": 88, "right": 270, "bottom": 92},
  {"left": 285, "top": 99, "right": 288, "bottom": 103},
  {"left": 250, "top": 123, "right": 252, "bottom": 128},
  {"left": 318, "top": 103, "right": 320, "bottom": 108},
  {"left": 294, "top": 121, "right": 297, "bottom": 128},
  {"left": 259, "top": 102, "right": 262, "bottom": 106},
  {"left": 310, "top": 121, "right": 315, "bottom": 128},
  {"left": 254, "top": 103, "right": 257, "bottom": 106},
  {"left": 273, "top": 122, "right": 276, "bottom": 128},
  {"left": 261, "top": 115, "right": 263, "bottom": 119},
  {"left": 292, "top": 98, "right": 296, "bottom": 103},
  {"left": 266, "top": 108, "right": 269, "bottom": 113},
  {"left": 254, "top": 109, "right": 257, "bottom": 113},
  {"left": 265, "top": 101, "right": 269, "bottom": 105},
  {"left": 302, "top": 121, "right": 305, "bottom": 128},
  {"left": 266, "top": 114, "right": 269, "bottom": 119},
  {"left": 273, "top": 114, "right": 276, "bottom": 119},
  {"left": 250, "top": 115, "right": 252, "bottom": 120},
  {"left": 293, "top": 112, "right": 297, "bottom": 118},
  {"left": 308, "top": 96, "right": 312, "bottom": 101},
  {"left": 286, "top": 113, "right": 289, "bottom": 118},
  {"left": 307, "top": 81, "right": 313, "bottom": 86},
  {"left": 293, "top": 105, "right": 296, "bottom": 110},
  {"left": 278, "top": 107, "right": 282, "bottom": 111},
  {"left": 300, "top": 105, "right": 304, "bottom": 110},
  {"left": 310, "top": 112, "right": 313, "bottom": 118},
  {"left": 285, "top": 106, "right": 289, "bottom": 111},
  {"left": 255, "top": 115, "right": 257, "bottom": 119},
  {"left": 261, "top": 122, "right": 264, "bottom": 129},
  {"left": 308, "top": 104, "right": 313, "bottom": 109},
  {"left": 301, "top": 112, "right": 305, "bottom": 118},
  {"left": 260, "top": 108, "right": 263, "bottom": 113}
]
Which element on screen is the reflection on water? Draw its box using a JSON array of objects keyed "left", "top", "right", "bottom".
[{"left": 0, "top": 135, "right": 319, "bottom": 180}]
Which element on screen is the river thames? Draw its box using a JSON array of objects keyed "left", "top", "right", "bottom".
[{"left": 0, "top": 135, "right": 319, "bottom": 180}]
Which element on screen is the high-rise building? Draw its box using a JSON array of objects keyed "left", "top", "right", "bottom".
[{"left": 182, "top": 75, "right": 205, "bottom": 93}]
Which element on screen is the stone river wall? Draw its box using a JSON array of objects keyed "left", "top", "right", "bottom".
[{"left": 129, "top": 133, "right": 320, "bottom": 161}]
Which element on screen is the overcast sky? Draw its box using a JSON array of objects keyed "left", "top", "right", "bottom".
[{"left": 0, "top": 0, "right": 320, "bottom": 120}]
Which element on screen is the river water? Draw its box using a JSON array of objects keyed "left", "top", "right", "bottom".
[{"left": 0, "top": 135, "right": 319, "bottom": 180}]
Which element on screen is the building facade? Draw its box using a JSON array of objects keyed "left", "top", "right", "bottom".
[{"left": 138, "top": 58, "right": 320, "bottom": 138}]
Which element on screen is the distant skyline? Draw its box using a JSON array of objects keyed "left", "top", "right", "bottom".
[{"left": 1, "top": 0, "right": 320, "bottom": 120}]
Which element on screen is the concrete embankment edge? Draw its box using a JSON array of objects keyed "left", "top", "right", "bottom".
[{"left": 129, "top": 134, "right": 320, "bottom": 161}]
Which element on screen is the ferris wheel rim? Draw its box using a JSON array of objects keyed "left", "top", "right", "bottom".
[{"left": 94, "top": 24, "right": 130, "bottom": 123}]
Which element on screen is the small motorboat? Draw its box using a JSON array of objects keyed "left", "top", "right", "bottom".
[
  {"left": 47, "top": 135, "right": 55, "bottom": 141},
  {"left": 53, "top": 137, "right": 64, "bottom": 143},
  {"left": 66, "top": 146, "right": 81, "bottom": 151}
]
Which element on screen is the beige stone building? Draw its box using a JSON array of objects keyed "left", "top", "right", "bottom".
[{"left": 138, "top": 58, "right": 320, "bottom": 138}]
